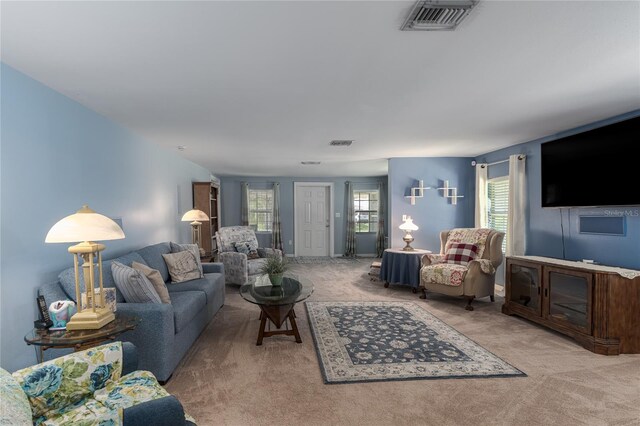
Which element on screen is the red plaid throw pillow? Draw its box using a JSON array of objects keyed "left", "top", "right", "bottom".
[{"left": 443, "top": 243, "right": 479, "bottom": 265}]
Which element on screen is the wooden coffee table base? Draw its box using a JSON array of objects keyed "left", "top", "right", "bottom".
[{"left": 256, "top": 305, "right": 302, "bottom": 346}]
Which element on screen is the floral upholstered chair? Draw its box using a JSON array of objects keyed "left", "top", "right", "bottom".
[
  {"left": 215, "top": 226, "right": 283, "bottom": 286},
  {"left": 0, "top": 342, "right": 195, "bottom": 426},
  {"left": 419, "top": 228, "right": 505, "bottom": 311}
]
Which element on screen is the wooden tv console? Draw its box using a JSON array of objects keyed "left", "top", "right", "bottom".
[{"left": 502, "top": 256, "right": 640, "bottom": 355}]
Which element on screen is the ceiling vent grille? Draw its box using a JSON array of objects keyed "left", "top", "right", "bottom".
[
  {"left": 401, "top": 0, "right": 477, "bottom": 31},
  {"left": 330, "top": 140, "right": 353, "bottom": 146}
]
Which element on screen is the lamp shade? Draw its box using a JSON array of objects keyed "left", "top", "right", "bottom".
[
  {"left": 181, "top": 209, "right": 209, "bottom": 222},
  {"left": 399, "top": 217, "right": 419, "bottom": 231},
  {"left": 45, "top": 205, "right": 125, "bottom": 243}
]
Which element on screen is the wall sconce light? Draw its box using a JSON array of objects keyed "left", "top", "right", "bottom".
[
  {"left": 437, "top": 180, "right": 464, "bottom": 205},
  {"left": 404, "top": 180, "right": 432, "bottom": 205}
]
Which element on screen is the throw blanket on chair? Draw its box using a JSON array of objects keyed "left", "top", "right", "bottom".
[
  {"left": 422, "top": 228, "right": 493, "bottom": 286},
  {"left": 423, "top": 264, "right": 468, "bottom": 286}
]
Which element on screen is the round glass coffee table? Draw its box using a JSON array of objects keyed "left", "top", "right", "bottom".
[
  {"left": 240, "top": 274, "right": 314, "bottom": 346},
  {"left": 25, "top": 315, "right": 140, "bottom": 362}
]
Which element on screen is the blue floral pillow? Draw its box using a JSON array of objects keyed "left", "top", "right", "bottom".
[{"left": 11, "top": 342, "right": 122, "bottom": 421}]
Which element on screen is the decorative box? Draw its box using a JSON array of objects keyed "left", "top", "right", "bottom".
[{"left": 81, "top": 287, "right": 117, "bottom": 312}]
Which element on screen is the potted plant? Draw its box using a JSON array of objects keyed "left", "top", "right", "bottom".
[{"left": 260, "top": 254, "right": 288, "bottom": 286}]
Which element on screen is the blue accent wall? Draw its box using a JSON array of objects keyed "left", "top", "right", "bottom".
[
  {"left": 476, "top": 109, "right": 640, "bottom": 270},
  {"left": 220, "top": 176, "right": 387, "bottom": 255},
  {"left": 0, "top": 64, "right": 212, "bottom": 372},
  {"left": 388, "top": 158, "right": 475, "bottom": 251}
]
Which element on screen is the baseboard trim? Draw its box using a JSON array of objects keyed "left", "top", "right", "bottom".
[{"left": 331, "top": 253, "right": 377, "bottom": 258}]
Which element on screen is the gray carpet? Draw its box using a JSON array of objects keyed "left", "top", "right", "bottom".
[
  {"left": 165, "top": 260, "right": 640, "bottom": 425},
  {"left": 287, "top": 256, "right": 361, "bottom": 264}
]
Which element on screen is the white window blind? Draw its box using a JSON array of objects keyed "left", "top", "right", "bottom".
[
  {"left": 248, "top": 189, "right": 273, "bottom": 232},
  {"left": 487, "top": 177, "right": 509, "bottom": 252},
  {"left": 354, "top": 190, "right": 379, "bottom": 233}
]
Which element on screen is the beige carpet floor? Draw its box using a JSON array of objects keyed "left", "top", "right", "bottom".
[{"left": 165, "top": 260, "right": 640, "bottom": 426}]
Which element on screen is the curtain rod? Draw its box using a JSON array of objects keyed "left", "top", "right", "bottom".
[{"left": 474, "top": 154, "right": 525, "bottom": 168}]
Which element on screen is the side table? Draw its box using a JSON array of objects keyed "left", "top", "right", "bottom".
[
  {"left": 25, "top": 315, "right": 140, "bottom": 363},
  {"left": 239, "top": 274, "right": 314, "bottom": 346},
  {"left": 380, "top": 248, "right": 432, "bottom": 293}
]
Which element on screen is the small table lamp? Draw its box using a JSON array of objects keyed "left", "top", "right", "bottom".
[
  {"left": 45, "top": 205, "right": 125, "bottom": 330},
  {"left": 181, "top": 209, "right": 209, "bottom": 254},
  {"left": 399, "top": 216, "right": 419, "bottom": 251}
]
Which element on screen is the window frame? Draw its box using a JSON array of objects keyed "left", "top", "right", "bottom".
[
  {"left": 248, "top": 188, "right": 274, "bottom": 233},
  {"left": 487, "top": 176, "right": 509, "bottom": 253},
  {"left": 353, "top": 189, "right": 380, "bottom": 234}
]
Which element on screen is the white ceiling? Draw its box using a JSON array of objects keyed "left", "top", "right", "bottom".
[{"left": 2, "top": 1, "right": 639, "bottom": 177}]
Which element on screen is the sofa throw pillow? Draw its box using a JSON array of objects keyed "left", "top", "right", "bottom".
[
  {"left": 169, "top": 242, "right": 204, "bottom": 277},
  {"left": 162, "top": 251, "right": 201, "bottom": 283},
  {"left": 131, "top": 262, "right": 171, "bottom": 304},
  {"left": 443, "top": 243, "right": 479, "bottom": 266},
  {"left": 233, "top": 241, "right": 260, "bottom": 259},
  {"left": 111, "top": 261, "right": 162, "bottom": 304}
]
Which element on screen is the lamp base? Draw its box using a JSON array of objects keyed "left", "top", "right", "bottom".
[
  {"left": 402, "top": 234, "right": 415, "bottom": 251},
  {"left": 66, "top": 308, "right": 115, "bottom": 330}
]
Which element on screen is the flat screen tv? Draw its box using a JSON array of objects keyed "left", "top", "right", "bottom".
[{"left": 541, "top": 116, "right": 640, "bottom": 207}]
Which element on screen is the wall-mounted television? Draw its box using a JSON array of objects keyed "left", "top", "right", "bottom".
[{"left": 541, "top": 116, "right": 640, "bottom": 208}]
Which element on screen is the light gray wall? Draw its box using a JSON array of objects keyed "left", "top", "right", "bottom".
[
  {"left": 220, "top": 176, "right": 387, "bottom": 255},
  {"left": 0, "top": 63, "right": 212, "bottom": 371}
]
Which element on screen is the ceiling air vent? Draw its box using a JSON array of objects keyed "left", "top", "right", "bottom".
[
  {"left": 301, "top": 161, "right": 321, "bottom": 165},
  {"left": 401, "top": 0, "right": 477, "bottom": 31},
  {"left": 330, "top": 140, "right": 353, "bottom": 146}
]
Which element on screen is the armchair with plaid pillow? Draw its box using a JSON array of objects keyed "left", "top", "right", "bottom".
[{"left": 419, "top": 228, "right": 505, "bottom": 311}]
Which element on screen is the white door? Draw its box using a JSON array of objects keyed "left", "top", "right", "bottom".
[{"left": 295, "top": 185, "right": 330, "bottom": 256}]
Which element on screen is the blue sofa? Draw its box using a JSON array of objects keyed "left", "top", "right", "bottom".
[{"left": 39, "top": 242, "right": 225, "bottom": 383}]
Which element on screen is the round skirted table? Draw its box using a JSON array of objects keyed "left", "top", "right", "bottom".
[{"left": 379, "top": 248, "right": 432, "bottom": 293}]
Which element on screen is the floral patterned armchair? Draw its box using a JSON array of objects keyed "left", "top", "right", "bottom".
[
  {"left": 215, "top": 226, "right": 282, "bottom": 286},
  {"left": 0, "top": 342, "right": 195, "bottom": 426},
  {"left": 419, "top": 228, "right": 505, "bottom": 311}
]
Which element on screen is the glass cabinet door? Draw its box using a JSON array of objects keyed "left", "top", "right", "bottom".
[
  {"left": 507, "top": 262, "right": 542, "bottom": 315},
  {"left": 546, "top": 269, "right": 592, "bottom": 334}
]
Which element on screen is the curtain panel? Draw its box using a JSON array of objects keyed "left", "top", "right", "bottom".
[
  {"left": 344, "top": 181, "right": 356, "bottom": 257},
  {"left": 375, "top": 182, "right": 386, "bottom": 258},
  {"left": 506, "top": 155, "right": 526, "bottom": 256},
  {"left": 272, "top": 182, "right": 283, "bottom": 252},
  {"left": 475, "top": 163, "right": 488, "bottom": 228},
  {"left": 241, "top": 182, "right": 250, "bottom": 226}
]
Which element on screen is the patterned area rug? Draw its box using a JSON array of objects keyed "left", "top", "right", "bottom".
[
  {"left": 288, "top": 257, "right": 360, "bottom": 264},
  {"left": 306, "top": 301, "right": 526, "bottom": 384}
]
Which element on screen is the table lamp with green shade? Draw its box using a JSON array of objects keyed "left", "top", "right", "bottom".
[
  {"left": 45, "top": 205, "right": 125, "bottom": 330},
  {"left": 181, "top": 209, "right": 209, "bottom": 254}
]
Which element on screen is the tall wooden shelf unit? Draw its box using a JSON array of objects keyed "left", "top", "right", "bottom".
[
  {"left": 192, "top": 182, "right": 221, "bottom": 256},
  {"left": 502, "top": 256, "right": 640, "bottom": 355}
]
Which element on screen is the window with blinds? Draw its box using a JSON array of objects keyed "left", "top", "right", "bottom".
[
  {"left": 487, "top": 177, "right": 509, "bottom": 252},
  {"left": 354, "top": 190, "right": 379, "bottom": 233},
  {"left": 248, "top": 189, "right": 273, "bottom": 232}
]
